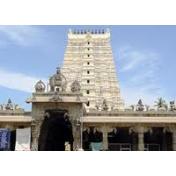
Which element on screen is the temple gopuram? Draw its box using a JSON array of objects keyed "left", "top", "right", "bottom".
[{"left": 1, "top": 29, "right": 176, "bottom": 151}]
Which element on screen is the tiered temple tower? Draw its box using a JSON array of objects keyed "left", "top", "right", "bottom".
[{"left": 61, "top": 29, "right": 124, "bottom": 111}]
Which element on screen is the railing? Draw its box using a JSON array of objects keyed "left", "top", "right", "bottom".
[
  {"left": 85, "top": 111, "right": 176, "bottom": 117},
  {"left": 108, "top": 143, "right": 160, "bottom": 151},
  {"left": 144, "top": 144, "right": 160, "bottom": 151},
  {"left": 108, "top": 143, "right": 132, "bottom": 151}
]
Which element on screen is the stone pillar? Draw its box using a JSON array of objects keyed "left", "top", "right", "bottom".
[
  {"left": 31, "top": 120, "right": 42, "bottom": 151},
  {"left": 73, "top": 122, "right": 80, "bottom": 151},
  {"left": 172, "top": 130, "right": 176, "bottom": 151},
  {"left": 101, "top": 126, "right": 111, "bottom": 151},
  {"left": 103, "top": 127, "right": 108, "bottom": 151},
  {"left": 138, "top": 131, "right": 144, "bottom": 151},
  {"left": 31, "top": 124, "right": 38, "bottom": 151},
  {"left": 130, "top": 126, "right": 151, "bottom": 151},
  {"left": 163, "top": 126, "right": 176, "bottom": 151}
]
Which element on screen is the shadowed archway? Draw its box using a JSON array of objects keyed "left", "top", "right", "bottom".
[{"left": 38, "top": 109, "right": 74, "bottom": 151}]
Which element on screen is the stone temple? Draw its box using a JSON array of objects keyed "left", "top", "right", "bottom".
[{"left": 1, "top": 29, "right": 176, "bottom": 151}]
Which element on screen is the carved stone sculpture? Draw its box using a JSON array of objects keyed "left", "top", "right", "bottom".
[
  {"left": 136, "top": 99, "right": 144, "bottom": 111},
  {"left": 71, "top": 80, "right": 81, "bottom": 93},
  {"left": 5, "top": 98, "right": 13, "bottom": 110},
  {"left": 170, "top": 101, "right": 176, "bottom": 111},
  {"left": 50, "top": 92, "right": 63, "bottom": 102},
  {"left": 102, "top": 99, "right": 108, "bottom": 111},
  {"left": 49, "top": 67, "right": 67, "bottom": 92},
  {"left": 145, "top": 105, "right": 150, "bottom": 111},
  {"left": 35, "top": 80, "right": 46, "bottom": 93},
  {"left": 130, "top": 105, "right": 135, "bottom": 111}
]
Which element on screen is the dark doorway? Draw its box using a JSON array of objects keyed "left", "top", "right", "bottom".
[
  {"left": 38, "top": 109, "right": 74, "bottom": 151},
  {"left": 144, "top": 128, "right": 162, "bottom": 151},
  {"left": 144, "top": 127, "right": 172, "bottom": 151},
  {"left": 108, "top": 128, "right": 137, "bottom": 151}
]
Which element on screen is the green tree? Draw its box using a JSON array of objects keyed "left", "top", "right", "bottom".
[{"left": 155, "top": 97, "right": 166, "bottom": 109}]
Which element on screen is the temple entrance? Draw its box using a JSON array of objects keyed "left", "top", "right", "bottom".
[
  {"left": 38, "top": 109, "right": 74, "bottom": 151},
  {"left": 108, "top": 128, "right": 138, "bottom": 151}
]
